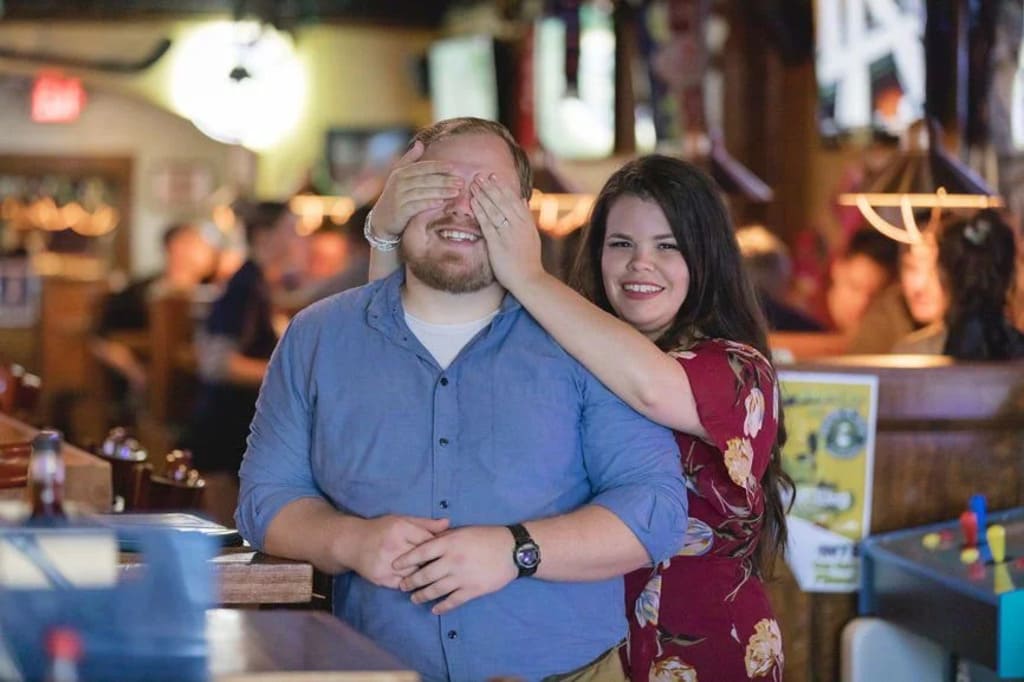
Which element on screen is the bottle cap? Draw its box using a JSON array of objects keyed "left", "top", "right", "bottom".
[
  {"left": 32, "top": 430, "right": 62, "bottom": 452},
  {"left": 46, "top": 626, "right": 82, "bottom": 661}
]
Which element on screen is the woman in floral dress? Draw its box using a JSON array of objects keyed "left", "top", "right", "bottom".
[{"left": 466, "top": 155, "right": 793, "bottom": 681}]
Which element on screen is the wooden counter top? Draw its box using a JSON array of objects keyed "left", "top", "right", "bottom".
[
  {"left": 119, "top": 547, "right": 314, "bottom": 606},
  {"left": 208, "top": 609, "right": 418, "bottom": 681},
  {"left": 213, "top": 549, "right": 315, "bottom": 605},
  {"left": 0, "top": 413, "right": 111, "bottom": 511}
]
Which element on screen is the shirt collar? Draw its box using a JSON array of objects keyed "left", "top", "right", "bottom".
[{"left": 366, "top": 268, "right": 523, "bottom": 336}]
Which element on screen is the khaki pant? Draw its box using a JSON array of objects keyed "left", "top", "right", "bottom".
[{"left": 542, "top": 642, "right": 628, "bottom": 682}]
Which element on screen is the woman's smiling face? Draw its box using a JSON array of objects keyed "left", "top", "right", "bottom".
[{"left": 601, "top": 195, "right": 690, "bottom": 340}]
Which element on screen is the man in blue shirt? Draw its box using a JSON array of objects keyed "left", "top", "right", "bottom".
[{"left": 236, "top": 118, "right": 688, "bottom": 682}]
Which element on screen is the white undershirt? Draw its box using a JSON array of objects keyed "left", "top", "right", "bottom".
[{"left": 404, "top": 310, "right": 499, "bottom": 369}]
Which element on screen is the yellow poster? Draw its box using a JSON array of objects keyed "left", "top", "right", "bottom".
[{"left": 779, "top": 371, "right": 878, "bottom": 592}]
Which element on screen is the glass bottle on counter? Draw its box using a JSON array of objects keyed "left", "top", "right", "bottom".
[
  {"left": 44, "top": 626, "right": 82, "bottom": 682},
  {"left": 26, "top": 429, "right": 66, "bottom": 522}
]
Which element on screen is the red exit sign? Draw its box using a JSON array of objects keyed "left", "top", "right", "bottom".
[{"left": 31, "top": 73, "right": 86, "bottom": 123}]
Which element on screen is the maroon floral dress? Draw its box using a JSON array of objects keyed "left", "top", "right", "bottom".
[{"left": 623, "top": 338, "right": 784, "bottom": 682}]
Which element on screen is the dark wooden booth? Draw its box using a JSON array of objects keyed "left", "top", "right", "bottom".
[{"left": 769, "top": 355, "right": 1024, "bottom": 682}]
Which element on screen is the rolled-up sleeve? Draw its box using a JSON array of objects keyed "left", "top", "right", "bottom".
[
  {"left": 235, "top": 314, "right": 323, "bottom": 549},
  {"left": 580, "top": 374, "right": 688, "bottom": 565}
]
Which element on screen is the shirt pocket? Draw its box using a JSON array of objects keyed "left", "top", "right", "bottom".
[
  {"left": 312, "top": 394, "right": 434, "bottom": 518},
  {"left": 471, "top": 356, "right": 589, "bottom": 518}
]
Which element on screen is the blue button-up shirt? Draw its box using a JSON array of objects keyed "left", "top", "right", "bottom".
[{"left": 236, "top": 271, "right": 688, "bottom": 682}]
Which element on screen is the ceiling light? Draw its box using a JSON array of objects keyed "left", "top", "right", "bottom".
[
  {"left": 838, "top": 119, "right": 1003, "bottom": 243},
  {"left": 171, "top": 21, "right": 306, "bottom": 151}
]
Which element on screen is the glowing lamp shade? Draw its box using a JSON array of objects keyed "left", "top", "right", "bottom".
[{"left": 171, "top": 22, "right": 306, "bottom": 150}]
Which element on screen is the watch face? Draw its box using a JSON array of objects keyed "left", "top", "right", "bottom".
[{"left": 516, "top": 542, "right": 540, "bottom": 569}]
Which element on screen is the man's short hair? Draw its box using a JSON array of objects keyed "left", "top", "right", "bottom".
[
  {"left": 844, "top": 227, "right": 899, "bottom": 279},
  {"left": 236, "top": 201, "right": 293, "bottom": 247},
  {"left": 412, "top": 118, "right": 533, "bottom": 199},
  {"left": 161, "top": 222, "right": 198, "bottom": 250},
  {"left": 736, "top": 224, "right": 791, "bottom": 298}
]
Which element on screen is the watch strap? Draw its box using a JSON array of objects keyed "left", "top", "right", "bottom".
[{"left": 507, "top": 523, "right": 531, "bottom": 545}]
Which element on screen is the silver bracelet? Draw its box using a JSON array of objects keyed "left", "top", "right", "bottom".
[{"left": 363, "top": 209, "right": 401, "bottom": 252}]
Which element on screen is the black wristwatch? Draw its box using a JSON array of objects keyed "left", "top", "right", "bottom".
[{"left": 507, "top": 523, "right": 541, "bottom": 578}]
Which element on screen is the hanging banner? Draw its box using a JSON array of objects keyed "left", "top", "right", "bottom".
[{"left": 779, "top": 371, "right": 878, "bottom": 592}]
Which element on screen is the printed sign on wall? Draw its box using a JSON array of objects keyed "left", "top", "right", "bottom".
[{"left": 779, "top": 371, "right": 878, "bottom": 592}]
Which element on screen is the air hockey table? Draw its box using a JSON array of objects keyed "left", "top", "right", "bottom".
[{"left": 861, "top": 506, "right": 1024, "bottom": 679}]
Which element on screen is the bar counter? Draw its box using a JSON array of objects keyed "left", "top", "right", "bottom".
[
  {"left": 120, "top": 547, "right": 315, "bottom": 605},
  {"left": 0, "top": 413, "right": 313, "bottom": 606},
  {"left": 208, "top": 609, "right": 418, "bottom": 681},
  {"left": 0, "top": 412, "right": 112, "bottom": 511}
]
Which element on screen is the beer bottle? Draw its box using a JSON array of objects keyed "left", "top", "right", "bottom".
[
  {"left": 45, "top": 626, "right": 82, "bottom": 682},
  {"left": 27, "top": 429, "right": 66, "bottom": 521}
]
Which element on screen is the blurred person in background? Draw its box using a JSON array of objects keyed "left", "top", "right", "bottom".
[
  {"left": 307, "top": 227, "right": 349, "bottom": 281},
  {"left": 736, "top": 224, "right": 824, "bottom": 332},
  {"left": 848, "top": 220, "right": 947, "bottom": 354},
  {"left": 894, "top": 209, "right": 1024, "bottom": 358},
  {"left": 181, "top": 200, "right": 302, "bottom": 525},
  {"left": 91, "top": 222, "right": 218, "bottom": 427},
  {"left": 279, "top": 207, "right": 372, "bottom": 312},
  {"left": 826, "top": 227, "right": 899, "bottom": 338},
  {"left": 308, "top": 207, "right": 372, "bottom": 297}
]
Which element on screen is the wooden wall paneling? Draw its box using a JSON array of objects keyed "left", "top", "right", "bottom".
[
  {"left": 613, "top": 0, "right": 637, "bottom": 156},
  {"left": 148, "top": 292, "right": 196, "bottom": 425},
  {"left": 798, "top": 357, "right": 1024, "bottom": 421},
  {"left": 39, "top": 276, "right": 110, "bottom": 444},
  {"left": 765, "top": 564, "right": 811, "bottom": 682},
  {"left": 871, "top": 429, "right": 1023, "bottom": 532}
]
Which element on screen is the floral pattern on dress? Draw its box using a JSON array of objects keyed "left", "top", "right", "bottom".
[
  {"left": 676, "top": 518, "right": 714, "bottom": 557},
  {"left": 650, "top": 657, "right": 698, "bottom": 682},
  {"left": 625, "top": 338, "right": 782, "bottom": 682},
  {"left": 744, "top": 619, "right": 783, "bottom": 679},
  {"left": 723, "top": 437, "right": 755, "bottom": 491},
  {"left": 635, "top": 573, "right": 662, "bottom": 628},
  {"left": 744, "top": 388, "right": 764, "bottom": 438}
]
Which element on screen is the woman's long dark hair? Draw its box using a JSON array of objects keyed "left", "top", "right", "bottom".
[
  {"left": 938, "top": 209, "right": 1024, "bottom": 360},
  {"left": 569, "top": 155, "right": 794, "bottom": 578}
]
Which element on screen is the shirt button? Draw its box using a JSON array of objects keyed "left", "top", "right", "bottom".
[
  {"left": 440, "top": 377, "right": 449, "bottom": 386},
  {"left": 447, "top": 630, "right": 458, "bottom": 640},
  {"left": 439, "top": 438, "right": 449, "bottom": 446},
  {"left": 440, "top": 500, "right": 449, "bottom": 509}
]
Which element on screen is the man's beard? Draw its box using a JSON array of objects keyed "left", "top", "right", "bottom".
[{"left": 403, "top": 218, "right": 495, "bottom": 294}]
